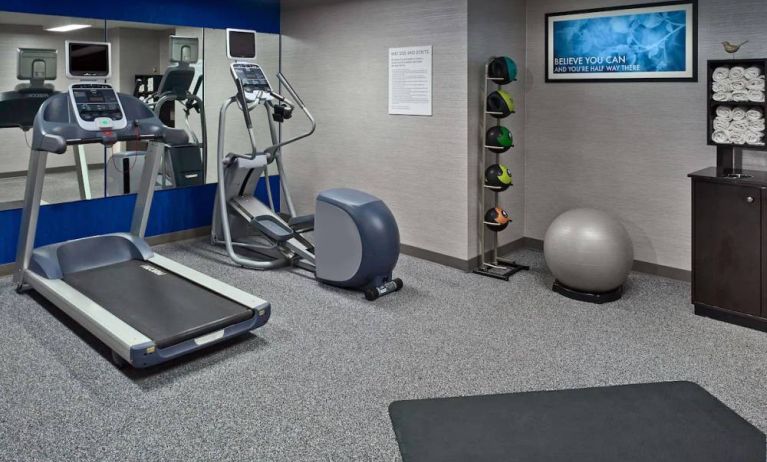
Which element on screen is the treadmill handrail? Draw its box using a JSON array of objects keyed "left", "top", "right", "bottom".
[{"left": 31, "top": 93, "right": 188, "bottom": 154}]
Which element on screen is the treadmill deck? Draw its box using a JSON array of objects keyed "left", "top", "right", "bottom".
[{"left": 63, "top": 260, "right": 254, "bottom": 348}]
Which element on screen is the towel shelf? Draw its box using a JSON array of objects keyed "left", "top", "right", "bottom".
[{"left": 706, "top": 59, "right": 767, "bottom": 152}]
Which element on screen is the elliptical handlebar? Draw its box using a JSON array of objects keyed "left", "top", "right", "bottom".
[
  {"left": 223, "top": 72, "right": 316, "bottom": 162},
  {"left": 258, "top": 73, "right": 316, "bottom": 158}
]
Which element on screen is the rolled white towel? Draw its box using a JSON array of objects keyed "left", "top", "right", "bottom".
[
  {"left": 716, "top": 105, "right": 734, "bottom": 120},
  {"left": 732, "top": 90, "right": 750, "bottom": 102},
  {"left": 731, "top": 79, "right": 747, "bottom": 91},
  {"left": 745, "top": 66, "right": 762, "bottom": 81},
  {"left": 729, "top": 66, "right": 746, "bottom": 80},
  {"left": 746, "top": 107, "right": 764, "bottom": 121},
  {"left": 730, "top": 130, "right": 747, "bottom": 145},
  {"left": 749, "top": 119, "right": 766, "bottom": 131},
  {"left": 713, "top": 117, "right": 730, "bottom": 131},
  {"left": 713, "top": 91, "right": 733, "bottom": 102},
  {"left": 712, "top": 129, "right": 730, "bottom": 144},
  {"left": 746, "top": 130, "right": 765, "bottom": 145},
  {"left": 748, "top": 89, "right": 765, "bottom": 102},
  {"left": 713, "top": 66, "right": 730, "bottom": 82},
  {"left": 746, "top": 79, "right": 765, "bottom": 90},
  {"left": 730, "top": 119, "right": 750, "bottom": 132},
  {"left": 732, "top": 106, "right": 747, "bottom": 120},
  {"left": 713, "top": 80, "right": 732, "bottom": 93}
]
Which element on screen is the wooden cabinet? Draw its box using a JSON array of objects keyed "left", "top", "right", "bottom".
[{"left": 690, "top": 167, "right": 767, "bottom": 331}]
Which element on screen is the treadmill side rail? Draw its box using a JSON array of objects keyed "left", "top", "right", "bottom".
[
  {"left": 148, "top": 253, "right": 269, "bottom": 310},
  {"left": 23, "top": 270, "right": 151, "bottom": 360},
  {"left": 128, "top": 311, "right": 268, "bottom": 368}
]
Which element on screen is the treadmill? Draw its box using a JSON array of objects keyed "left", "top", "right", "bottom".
[
  {"left": 0, "top": 48, "right": 92, "bottom": 204},
  {"left": 13, "top": 41, "right": 270, "bottom": 369}
]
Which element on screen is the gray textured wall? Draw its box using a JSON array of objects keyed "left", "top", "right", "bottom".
[
  {"left": 525, "top": 0, "right": 767, "bottom": 270},
  {"left": 468, "top": 0, "right": 527, "bottom": 259},
  {"left": 280, "top": 0, "right": 471, "bottom": 259}
]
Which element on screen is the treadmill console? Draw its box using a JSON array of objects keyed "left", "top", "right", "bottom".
[
  {"left": 69, "top": 83, "right": 127, "bottom": 131},
  {"left": 231, "top": 63, "right": 272, "bottom": 102}
]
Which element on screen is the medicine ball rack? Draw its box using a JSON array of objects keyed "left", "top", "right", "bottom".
[{"left": 474, "top": 57, "right": 529, "bottom": 281}]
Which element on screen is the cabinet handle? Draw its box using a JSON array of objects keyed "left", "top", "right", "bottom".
[{"left": 747, "top": 196, "right": 755, "bottom": 203}]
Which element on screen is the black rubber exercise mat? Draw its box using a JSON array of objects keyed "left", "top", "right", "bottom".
[{"left": 389, "top": 381, "right": 765, "bottom": 462}]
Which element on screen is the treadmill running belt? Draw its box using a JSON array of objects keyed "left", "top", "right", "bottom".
[{"left": 63, "top": 260, "right": 253, "bottom": 348}]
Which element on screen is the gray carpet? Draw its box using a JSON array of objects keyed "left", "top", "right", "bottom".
[{"left": 0, "top": 242, "right": 765, "bottom": 461}]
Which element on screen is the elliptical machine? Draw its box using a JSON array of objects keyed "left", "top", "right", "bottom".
[
  {"left": 212, "top": 29, "right": 403, "bottom": 300},
  {"left": 148, "top": 36, "right": 206, "bottom": 188},
  {"left": 110, "top": 36, "right": 206, "bottom": 194}
]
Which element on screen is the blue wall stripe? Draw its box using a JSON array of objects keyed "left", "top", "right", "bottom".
[
  {"left": 0, "top": 176, "right": 280, "bottom": 265},
  {"left": 0, "top": 0, "right": 280, "bottom": 33}
]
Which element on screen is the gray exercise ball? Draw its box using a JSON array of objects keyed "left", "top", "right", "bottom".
[{"left": 543, "top": 208, "right": 633, "bottom": 293}]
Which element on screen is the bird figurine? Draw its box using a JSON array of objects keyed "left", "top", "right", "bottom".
[{"left": 722, "top": 40, "right": 749, "bottom": 58}]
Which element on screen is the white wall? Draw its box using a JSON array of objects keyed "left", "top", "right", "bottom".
[
  {"left": 281, "top": 0, "right": 471, "bottom": 260},
  {"left": 524, "top": 0, "right": 767, "bottom": 271}
]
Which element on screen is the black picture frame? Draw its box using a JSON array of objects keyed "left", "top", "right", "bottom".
[{"left": 545, "top": 0, "right": 698, "bottom": 83}]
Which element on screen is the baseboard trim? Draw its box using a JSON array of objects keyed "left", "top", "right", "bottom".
[
  {"left": 402, "top": 237, "right": 690, "bottom": 282},
  {"left": 633, "top": 260, "right": 691, "bottom": 282},
  {"left": 401, "top": 238, "right": 529, "bottom": 272},
  {"left": 145, "top": 226, "right": 210, "bottom": 246},
  {"left": 0, "top": 226, "right": 211, "bottom": 277},
  {"left": 518, "top": 237, "right": 692, "bottom": 282},
  {"left": 400, "top": 244, "right": 473, "bottom": 271},
  {"left": 0, "top": 229, "right": 692, "bottom": 283}
]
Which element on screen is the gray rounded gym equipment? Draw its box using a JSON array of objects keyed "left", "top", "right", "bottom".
[{"left": 543, "top": 208, "right": 633, "bottom": 303}]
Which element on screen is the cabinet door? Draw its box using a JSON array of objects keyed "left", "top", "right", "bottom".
[{"left": 693, "top": 180, "right": 762, "bottom": 316}]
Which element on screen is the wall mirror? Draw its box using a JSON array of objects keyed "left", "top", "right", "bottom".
[
  {"left": 0, "top": 12, "right": 107, "bottom": 210},
  {"left": 104, "top": 20, "right": 206, "bottom": 195},
  {"left": 0, "top": 11, "right": 282, "bottom": 211}
]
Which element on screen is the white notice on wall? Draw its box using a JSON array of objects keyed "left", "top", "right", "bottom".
[{"left": 388, "top": 46, "right": 432, "bottom": 116}]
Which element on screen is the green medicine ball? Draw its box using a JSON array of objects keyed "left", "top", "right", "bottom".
[
  {"left": 485, "top": 164, "right": 513, "bottom": 191},
  {"left": 487, "top": 90, "right": 514, "bottom": 119},
  {"left": 488, "top": 56, "right": 518, "bottom": 85},
  {"left": 486, "top": 126, "right": 513, "bottom": 153}
]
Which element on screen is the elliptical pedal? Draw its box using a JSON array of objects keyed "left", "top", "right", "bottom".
[
  {"left": 250, "top": 215, "right": 295, "bottom": 242},
  {"left": 287, "top": 214, "right": 315, "bottom": 233}
]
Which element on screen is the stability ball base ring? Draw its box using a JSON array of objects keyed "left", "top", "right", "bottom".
[{"left": 552, "top": 280, "right": 623, "bottom": 304}]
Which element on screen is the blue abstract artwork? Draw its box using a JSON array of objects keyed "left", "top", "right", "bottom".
[{"left": 547, "top": 2, "right": 695, "bottom": 81}]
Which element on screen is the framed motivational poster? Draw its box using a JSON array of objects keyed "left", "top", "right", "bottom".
[{"left": 546, "top": 1, "right": 697, "bottom": 82}]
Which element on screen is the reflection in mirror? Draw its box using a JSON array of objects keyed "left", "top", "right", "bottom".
[
  {"left": 105, "top": 22, "right": 205, "bottom": 195},
  {"left": 0, "top": 12, "right": 106, "bottom": 210},
  {"left": 203, "top": 29, "right": 280, "bottom": 184}
]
